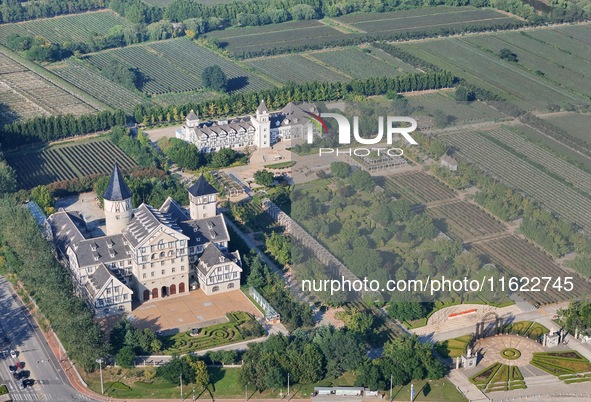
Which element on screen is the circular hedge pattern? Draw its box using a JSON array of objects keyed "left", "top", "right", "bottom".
[{"left": 501, "top": 348, "right": 521, "bottom": 360}]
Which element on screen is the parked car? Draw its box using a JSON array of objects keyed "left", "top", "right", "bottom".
[
  {"left": 21, "top": 379, "right": 35, "bottom": 389},
  {"left": 8, "top": 365, "right": 17, "bottom": 373},
  {"left": 13, "top": 371, "right": 23, "bottom": 380},
  {"left": 10, "top": 350, "right": 17, "bottom": 358},
  {"left": 15, "top": 361, "right": 23, "bottom": 370}
]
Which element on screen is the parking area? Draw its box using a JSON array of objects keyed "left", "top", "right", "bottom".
[{"left": 129, "top": 289, "right": 262, "bottom": 334}]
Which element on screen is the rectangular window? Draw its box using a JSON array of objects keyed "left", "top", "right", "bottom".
[
  {"left": 181, "top": 266, "right": 185, "bottom": 271},
  {"left": 151, "top": 271, "right": 155, "bottom": 277},
  {"left": 172, "top": 267, "right": 176, "bottom": 273},
  {"left": 181, "top": 257, "right": 184, "bottom": 262},
  {"left": 161, "top": 261, "right": 165, "bottom": 266},
  {"left": 141, "top": 247, "right": 146, "bottom": 254},
  {"left": 168, "top": 241, "right": 174, "bottom": 248},
  {"left": 161, "top": 269, "right": 165, "bottom": 275},
  {"left": 150, "top": 245, "right": 155, "bottom": 252}
]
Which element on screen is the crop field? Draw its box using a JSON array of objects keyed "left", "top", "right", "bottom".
[
  {"left": 442, "top": 130, "right": 591, "bottom": 232},
  {"left": 83, "top": 46, "right": 202, "bottom": 95},
  {"left": 545, "top": 113, "right": 591, "bottom": 146},
  {"left": 83, "top": 38, "right": 274, "bottom": 95},
  {"left": 335, "top": 6, "right": 516, "bottom": 35},
  {"left": 407, "top": 91, "right": 504, "bottom": 124},
  {"left": 245, "top": 54, "right": 349, "bottom": 84},
  {"left": 207, "top": 20, "right": 345, "bottom": 57},
  {"left": 473, "top": 236, "right": 591, "bottom": 304},
  {"left": 147, "top": 38, "right": 274, "bottom": 92},
  {"left": 208, "top": 7, "right": 519, "bottom": 58},
  {"left": 461, "top": 32, "right": 591, "bottom": 99},
  {"left": 384, "top": 172, "right": 456, "bottom": 204},
  {"left": 48, "top": 60, "right": 146, "bottom": 112},
  {"left": 483, "top": 126, "right": 591, "bottom": 196},
  {"left": 0, "top": 48, "right": 97, "bottom": 121},
  {"left": 309, "top": 47, "right": 418, "bottom": 79},
  {"left": 5, "top": 137, "right": 137, "bottom": 189},
  {"left": 552, "top": 23, "right": 591, "bottom": 46},
  {"left": 397, "top": 36, "right": 582, "bottom": 111},
  {"left": 429, "top": 201, "right": 506, "bottom": 241},
  {"left": 0, "top": 11, "right": 129, "bottom": 44}
]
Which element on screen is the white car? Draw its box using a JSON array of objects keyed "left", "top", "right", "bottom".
[{"left": 10, "top": 350, "right": 17, "bottom": 359}]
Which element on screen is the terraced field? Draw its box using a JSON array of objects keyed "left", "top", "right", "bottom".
[
  {"left": 48, "top": 61, "right": 146, "bottom": 111},
  {"left": 429, "top": 201, "right": 505, "bottom": 241},
  {"left": 0, "top": 11, "right": 130, "bottom": 44},
  {"left": 473, "top": 236, "right": 591, "bottom": 305},
  {"left": 246, "top": 54, "right": 349, "bottom": 84},
  {"left": 5, "top": 137, "right": 137, "bottom": 189},
  {"left": 443, "top": 130, "right": 591, "bottom": 232},
  {"left": 384, "top": 172, "right": 456, "bottom": 204}
]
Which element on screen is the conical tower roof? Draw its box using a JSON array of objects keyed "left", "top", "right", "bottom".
[
  {"left": 188, "top": 175, "right": 217, "bottom": 197},
  {"left": 103, "top": 163, "right": 132, "bottom": 201},
  {"left": 256, "top": 99, "right": 269, "bottom": 114}
]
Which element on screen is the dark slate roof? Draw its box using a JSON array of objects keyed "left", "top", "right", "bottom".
[
  {"left": 179, "top": 214, "right": 229, "bottom": 247},
  {"left": 74, "top": 234, "right": 130, "bottom": 268},
  {"left": 187, "top": 109, "right": 198, "bottom": 121},
  {"left": 187, "top": 175, "right": 217, "bottom": 197},
  {"left": 86, "top": 263, "right": 114, "bottom": 297},
  {"left": 103, "top": 163, "right": 132, "bottom": 201},
  {"left": 122, "top": 204, "right": 182, "bottom": 247},
  {"left": 256, "top": 99, "right": 269, "bottom": 114},
  {"left": 197, "top": 243, "right": 241, "bottom": 275},
  {"left": 160, "top": 197, "right": 190, "bottom": 223},
  {"left": 47, "top": 209, "right": 88, "bottom": 255}
]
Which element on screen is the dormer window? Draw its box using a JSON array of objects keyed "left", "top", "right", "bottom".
[
  {"left": 219, "top": 256, "right": 225, "bottom": 263},
  {"left": 91, "top": 243, "right": 97, "bottom": 251},
  {"left": 207, "top": 222, "right": 214, "bottom": 229}
]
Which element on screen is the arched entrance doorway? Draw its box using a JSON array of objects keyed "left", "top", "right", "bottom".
[
  {"left": 152, "top": 288, "right": 159, "bottom": 299},
  {"left": 161, "top": 286, "right": 168, "bottom": 297},
  {"left": 143, "top": 289, "right": 150, "bottom": 301},
  {"left": 170, "top": 284, "right": 176, "bottom": 295},
  {"left": 179, "top": 282, "right": 185, "bottom": 293}
]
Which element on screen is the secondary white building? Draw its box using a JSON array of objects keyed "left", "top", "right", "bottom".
[{"left": 176, "top": 100, "right": 319, "bottom": 152}]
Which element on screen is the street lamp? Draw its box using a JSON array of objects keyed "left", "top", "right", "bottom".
[
  {"left": 180, "top": 373, "right": 183, "bottom": 402},
  {"left": 245, "top": 384, "right": 248, "bottom": 401},
  {"left": 287, "top": 373, "right": 290, "bottom": 400},
  {"left": 96, "top": 358, "right": 104, "bottom": 395},
  {"left": 193, "top": 386, "right": 196, "bottom": 402},
  {"left": 389, "top": 374, "right": 393, "bottom": 402}
]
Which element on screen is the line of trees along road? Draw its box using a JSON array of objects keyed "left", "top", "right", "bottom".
[
  {"left": 0, "top": 72, "right": 453, "bottom": 149},
  {"left": 0, "top": 197, "right": 107, "bottom": 371}
]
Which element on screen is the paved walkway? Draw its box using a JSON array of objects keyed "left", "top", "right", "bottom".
[
  {"left": 447, "top": 370, "right": 488, "bottom": 402},
  {"left": 413, "top": 304, "right": 523, "bottom": 338}
]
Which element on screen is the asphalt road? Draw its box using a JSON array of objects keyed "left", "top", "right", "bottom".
[{"left": 0, "top": 276, "right": 95, "bottom": 401}]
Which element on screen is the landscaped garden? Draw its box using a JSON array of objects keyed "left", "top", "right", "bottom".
[
  {"left": 503, "top": 321, "right": 549, "bottom": 340},
  {"left": 160, "top": 312, "right": 264, "bottom": 354},
  {"left": 436, "top": 335, "right": 472, "bottom": 358},
  {"left": 531, "top": 351, "right": 591, "bottom": 383},
  {"left": 470, "top": 362, "right": 526, "bottom": 392}
]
